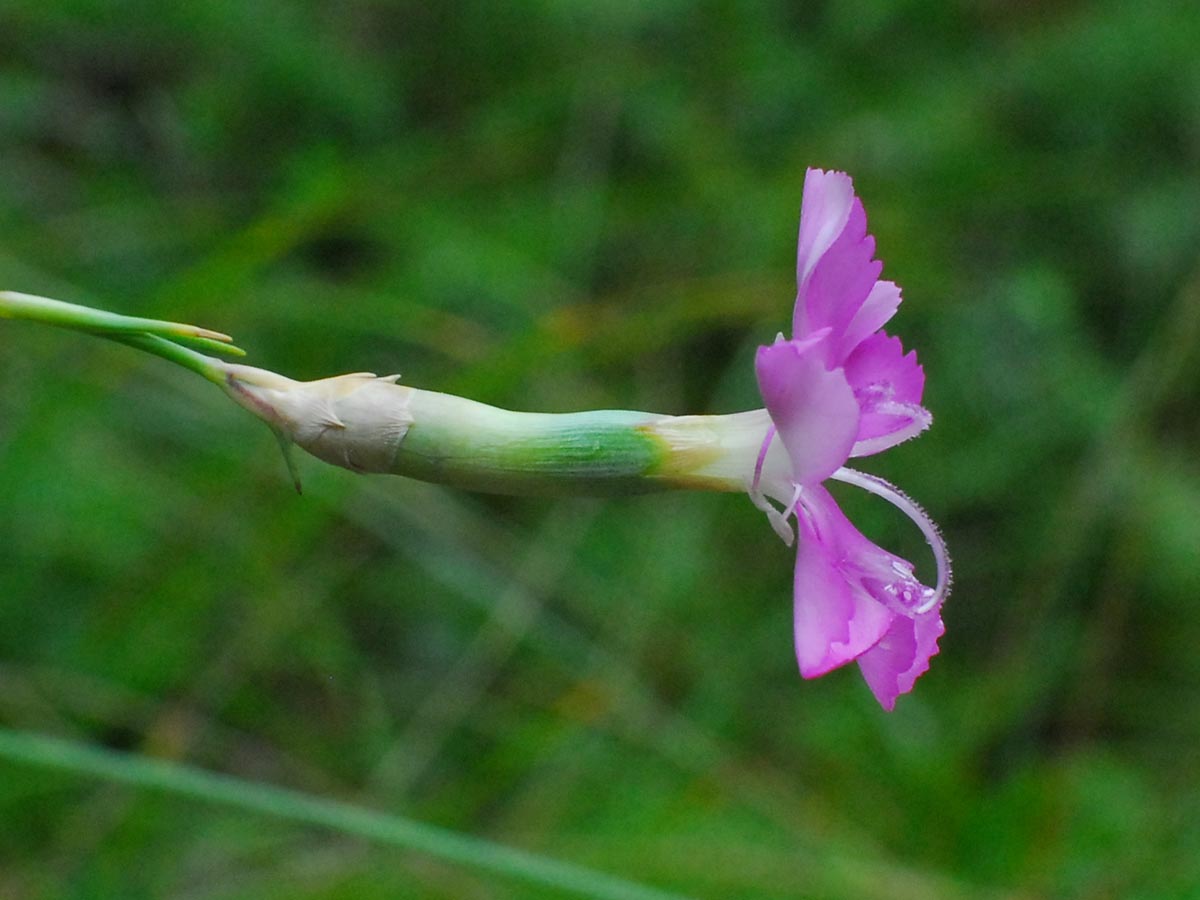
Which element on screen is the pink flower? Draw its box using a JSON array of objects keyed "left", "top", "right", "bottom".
[{"left": 752, "top": 168, "right": 950, "bottom": 710}]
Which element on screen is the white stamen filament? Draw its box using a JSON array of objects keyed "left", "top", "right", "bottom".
[
  {"left": 751, "top": 424, "right": 777, "bottom": 495},
  {"left": 830, "top": 466, "right": 951, "bottom": 614},
  {"left": 749, "top": 489, "right": 796, "bottom": 546}
]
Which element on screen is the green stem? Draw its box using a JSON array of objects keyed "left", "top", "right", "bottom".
[
  {"left": 0, "top": 727, "right": 693, "bottom": 900},
  {"left": 3, "top": 290, "right": 780, "bottom": 497},
  {"left": 107, "top": 333, "right": 228, "bottom": 385}
]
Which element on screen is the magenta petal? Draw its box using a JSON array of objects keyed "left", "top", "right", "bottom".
[
  {"left": 800, "top": 483, "right": 936, "bottom": 615},
  {"left": 795, "top": 169, "right": 855, "bottom": 291},
  {"left": 843, "top": 332, "right": 929, "bottom": 450},
  {"left": 796, "top": 484, "right": 942, "bottom": 707},
  {"left": 857, "top": 607, "right": 944, "bottom": 710},
  {"left": 840, "top": 279, "right": 902, "bottom": 357},
  {"left": 794, "top": 513, "right": 895, "bottom": 678},
  {"left": 845, "top": 333, "right": 924, "bottom": 406},
  {"left": 797, "top": 198, "right": 883, "bottom": 350},
  {"left": 755, "top": 332, "right": 859, "bottom": 485},
  {"left": 767, "top": 168, "right": 945, "bottom": 707}
]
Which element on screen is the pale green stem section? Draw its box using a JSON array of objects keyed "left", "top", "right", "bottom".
[
  {"left": 0, "top": 727, "right": 694, "bottom": 900},
  {"left": 394, "top": 388, "right": 775, "bottom": 495}
]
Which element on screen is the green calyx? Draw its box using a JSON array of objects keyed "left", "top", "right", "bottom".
[{"left": 391, "top": 397, "right": 672, "bottom": 495}]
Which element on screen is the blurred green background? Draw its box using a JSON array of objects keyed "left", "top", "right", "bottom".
[{"left": 2, "top": 1, "right": 1199, "bottom": 897}]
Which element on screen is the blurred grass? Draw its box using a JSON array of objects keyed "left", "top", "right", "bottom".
[
  {"left": 0, "top": 728, "right": 692, "bottom": 900},
  {"left": 2, "top": 1, "right": 1200, "bottom": 898}
]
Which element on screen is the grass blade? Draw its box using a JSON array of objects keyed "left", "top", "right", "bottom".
[{"left": 0, "top": 727, "right": 694, "bottom": 900}]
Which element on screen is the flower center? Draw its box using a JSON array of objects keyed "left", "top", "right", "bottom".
[{"left": 862, "top": 560, "right": 938, "bottom": 617}]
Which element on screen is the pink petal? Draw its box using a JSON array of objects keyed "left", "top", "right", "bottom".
[
  {"left": 755, "top": 332, "right": 859, "bottom": 485},
  {"left": 791, "top": 484, "right": 940, "bottom": 701},
  {"left": 845, "top": 333, "right": 924, "bottom": 406},
  {"left": 793, "top": 507, "right": 895, "bottom": 678},
  {"left": 857, "top": 606, "right": 944, "bottom": 710},
  {"left": 796, "top": 197, "right": 883, "bottom": 352},
  {"left": 796, "top": 482, "right": 945, "bottom": 710},
  {"left": 803, "top": 484, "right": 936, "bottom": 614},
  {"left": 840, "top": 279, "right": 902, "bottom": 358},
  {"left": 843, "top": 332, "right": 930, "bottom": 453},
  {"left": 795, "top": 168, "right": 855, "bottom": 290}
]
